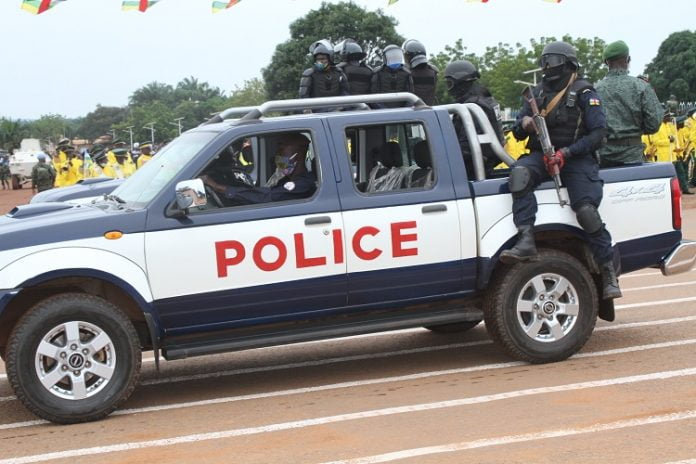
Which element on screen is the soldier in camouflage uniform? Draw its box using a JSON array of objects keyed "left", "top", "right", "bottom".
[
  {"left": 31, "top": 153, "right": 56, "bottom": 193},
  {"left": 596, "top": 41, "right": 663, "bottom": 168}
]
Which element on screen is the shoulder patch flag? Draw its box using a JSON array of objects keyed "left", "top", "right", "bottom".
[{"left": 589, "top": 98, "right": 601, "bottom": 106}]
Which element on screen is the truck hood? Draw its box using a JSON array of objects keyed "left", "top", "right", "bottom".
[{"left": 0, "top": 202, "right": 147, "bottom": 252}]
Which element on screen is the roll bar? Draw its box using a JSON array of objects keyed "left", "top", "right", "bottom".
[{"left": 437, "top": 103, "right": 517, "bottom": 181}]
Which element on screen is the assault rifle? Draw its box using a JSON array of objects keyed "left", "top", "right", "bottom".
[{"left": 524, "top": 86, "right": 569, "bottom": 207}]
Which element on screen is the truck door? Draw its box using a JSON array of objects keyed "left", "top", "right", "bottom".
[
  {"left": 144, "top": 121, "right": 347, "bottom": 337},
  {"left": 327, "top": 111, "right": 466, "bottom": 306}
]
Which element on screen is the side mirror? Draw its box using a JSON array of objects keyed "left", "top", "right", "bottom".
[{"left": 175, "top": 178, "right": 207, "bottom": 213}]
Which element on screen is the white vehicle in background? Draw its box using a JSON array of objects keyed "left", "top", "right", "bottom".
[{"left": 9, "top": 138, "right": 46, "bottom": 189}]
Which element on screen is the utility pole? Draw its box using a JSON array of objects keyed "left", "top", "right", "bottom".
[
  {"left": 108, "top": 129, "right": 117, "bottom": 141},
  {"left": 125, "top": 126, "right": 134, "bottom": 149},
  {"left": 143, "top": 123, "right": 156, "bottom": 145},
  {"left": 169, "top": 117, "right": 184, "bottom": 137}
]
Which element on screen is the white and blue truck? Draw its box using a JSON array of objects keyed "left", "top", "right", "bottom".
[{"left": 1, "top": 94, "right": 694, "bottom": 423}]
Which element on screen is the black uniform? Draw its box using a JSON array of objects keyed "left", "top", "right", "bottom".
[
  {"left": 371, "top": 66, "right": 414, "bottom": 108},
  {"left": 299, "top": 67, "right": 350, "bottom": 99},
  {"left": 410, "top": 63, "right": 438, "bottom": 106},
  {"left": 337, "top": 62, "right": 373, "bottom": 95},
  {"left": 452, "top": 82, "right": 505, "bottom": 176},
  {"left": 222, "top": 172, "right": 317, "bottom": 205},
  {"left": 511, "top": 78, "right": 613, "bottom": 264}
]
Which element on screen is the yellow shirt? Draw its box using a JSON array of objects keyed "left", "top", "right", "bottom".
[
  {"left": 652, "top": 122, "right": 675, "bottom": 163},
  {"left": 136, "top": 154, "right": 153, "bottom": 169}
]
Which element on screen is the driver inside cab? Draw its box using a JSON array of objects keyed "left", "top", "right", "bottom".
[{"left": 202, "top": 132, "right": 316, "bottom": 205}]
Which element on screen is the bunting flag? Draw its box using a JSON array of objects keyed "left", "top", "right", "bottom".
[
  {"left": 21, "top": 0, "right": 65, "bottom": 15},
  {"left": 212, "top": 0, "right": 241, "bottom": 13},
  {"left": 122, "top": 0, "right": 160, "bottom": 12},
  {"left": 388, "top": 0, "right": 398, "bottom": 4}
]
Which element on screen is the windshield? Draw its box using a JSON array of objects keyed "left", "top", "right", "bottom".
[{"left": 111, "top": 131, "right": 216, "bottom": 208}]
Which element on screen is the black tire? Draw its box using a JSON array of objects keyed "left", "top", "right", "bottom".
[
  {"left": 483, "top": 249, "right": 598, "bottom": 364},
  {"left": 425, "top": 320, "right": 482, "bottom": 334},
  {"left": 6, "top": 293, "right": 141, "bottom": 424}
]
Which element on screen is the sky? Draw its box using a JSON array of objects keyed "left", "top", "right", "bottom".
[{"left": 0, "top": 0, "right": 694, "bottom": 120}]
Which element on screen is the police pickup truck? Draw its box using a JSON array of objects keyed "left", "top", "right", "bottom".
[{"left": 1, "top": 93, "right": 695, "bottom": 424}]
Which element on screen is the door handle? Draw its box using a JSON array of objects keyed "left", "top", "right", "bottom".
[
  {"left": 305, "top": 216, "right": 332, "bottom": 226},
  {"left": 422, "top": 204, "right": 447, "bottom": 214}
]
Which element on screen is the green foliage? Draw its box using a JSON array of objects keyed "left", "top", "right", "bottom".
[
  {"left": 0, "top": 118, "right": 28, "bottom": 151},
  {"left": 25, "top": 114, "right": 73, "bottom": 143},
  {"left": 262, "top": 1, "right": 404, "bottom": 100},
  {"left": 432, "top": 35, "right": 606, "bottom": 110},
  {"left": 645, "top": 30, "right": 696, "bottom": 101},
  {"left": 225, "top": 78, "right": 267, "bottom": 107},
  {"left": 77, "top": 106, "right": 129, "bottom": 141}
]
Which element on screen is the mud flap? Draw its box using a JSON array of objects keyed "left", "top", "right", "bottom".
[{"left": 598, "top": 298, "right": 615, "bottom": 322}]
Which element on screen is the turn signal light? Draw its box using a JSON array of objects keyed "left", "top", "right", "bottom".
[{"left": 104, "top": 231, "right": 123, "bottom": 240}]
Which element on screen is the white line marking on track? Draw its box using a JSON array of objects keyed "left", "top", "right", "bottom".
[
  {"left": 616, "top": 296, "right": 696, "bottom": 310},
  {"left": 2, "top": 338, "right": 695, "bottom": 432},
  {"left": 2, "top": 368, "right": 696, "bottom": 464},
  {"left": 320, "top": 410, "right": 696, "bottom": 464},
  {"left": 623, "top": 281, "right": 696, "bottom": 292}
]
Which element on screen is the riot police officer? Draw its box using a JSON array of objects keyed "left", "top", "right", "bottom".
[
  {"left": 299, "top": 39, "right": 350, "bottom": 100},
  {"left": 371, "top": 45, "right": 414, "bottom": 107},
  {"left": 337, "top": 41, "right": 373, "bottom": 96},
  {"left": 500, "top": 41, "right": 621, "bottom": 300},
  {"left": 444, "top": 60, "right": 505, "bottom": 176},
  {"left": 403, "top": 39, "right": 438, "bottom": 106}
]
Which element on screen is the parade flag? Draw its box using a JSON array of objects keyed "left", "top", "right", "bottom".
[
  {"left": 387, "top": 0, "right": 398, "bottom": 5},
  {"left": 21, "top": 0, "right": 65, "bottom": 15},
  {"left": 212, "top": 0, "right": 241, "bottom": 13},
  {"left": 543, "top": 0, "right": 562, "bottom": 2},
  {"left": 466, "top": 0, "right": 490, "bottom": 2},
  {"left": 122, "top": 0, "right": 161, "bottom": 12}
]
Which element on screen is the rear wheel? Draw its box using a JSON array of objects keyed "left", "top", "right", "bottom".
[
  {"left": 6, "top": 293, "right": 141, "bottom": 424},
  {"left": 484, "top": 249, "right": 598, "bottom": 363}
]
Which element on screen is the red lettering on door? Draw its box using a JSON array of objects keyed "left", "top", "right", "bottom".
[
  {"left": 294, "top": 233, "right": 327, "bottom": 268},
  {"left": 391, "top": 221, "right": 418, "bottom": 257},
  {"left": 352, "top": 226, "right": 382, "bottom": 261},
  {"left": 253, "top": 236, "right": 287, "bottom": 272},
  {"left": 332, "top": 229, "right": 344, "bottom": 264},
  {"left": 215, "top": 240, "right": 246, "bottom": 278}
]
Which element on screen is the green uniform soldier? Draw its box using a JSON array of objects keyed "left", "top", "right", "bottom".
[
  {"left": 0, "top": 156, "right": 10, "bottom": 190},
  {"left": 596, "top": 40, "right": 663, "bottom": 167},
  {"left": 31, "top": 153, "right": 56, "bottom": 193}
]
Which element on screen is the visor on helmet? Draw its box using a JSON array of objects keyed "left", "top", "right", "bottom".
[
  {"left": 540, "top": 54, "right": 566, "bottom": 69},
  {"left": 384, "top": 48, "right": 405, "bottom": 67}
]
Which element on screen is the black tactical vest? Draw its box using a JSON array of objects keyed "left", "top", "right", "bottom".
[
  {"left": 305, "top": 68, "right": 344, "bottom": 98},
  {"left": 532, "top": 78, "right": 592, "bottom": 151},
  {"left": 374, "top": 66, "right": 411, "bottom": 93},
  {"left": 411, "top": 64, "right": 438, "bottom": 105},
  {"left": 339, "top": 63, "right": 373, "bottom": 95}
]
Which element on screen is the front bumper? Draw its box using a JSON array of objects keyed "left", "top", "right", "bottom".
[{"left": 661, "top": 240, "right": 696, "bottom": 276}]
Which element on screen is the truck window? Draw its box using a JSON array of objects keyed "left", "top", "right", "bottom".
[
  {"left": 195, "top": 130, "right": 320, "bottom": 210},
  {"left": 345, "top": 122, "right": 435, "bottom": 194}
]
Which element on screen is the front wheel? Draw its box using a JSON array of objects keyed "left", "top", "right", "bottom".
[
  {"left": 484, "top": 249, "right": 598, "bottom": 363},
  {"left": 6, "top": 293, "right": 141, "bottom": 424}
]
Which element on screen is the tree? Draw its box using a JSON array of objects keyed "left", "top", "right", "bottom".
[
  {"left": 77, "top": 106, "right": 129, "bottom": 140},
  {"left": 26, "top": 114, "right": 72, "bottom": 144},
  {"left": 262, "top": 1, "right": 404, "bottom": 100},
  {"left": 175, "top": 76, "right": 224, "bottom": 102},
  {"left": 226, "top": 78, "right": 267, "bottom": 107},
  {"left": 645, "top": 30, "right": 696, "bottom": 101},
  {"left": 0, "top": 118, "right": 28, "bottom": 151},
  {"left": 129, "top": 82, "right": 175, "bottom": 107}
]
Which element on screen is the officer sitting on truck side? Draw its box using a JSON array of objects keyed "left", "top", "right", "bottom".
[
  {"left": 500, "top": 41, "right": 622, "bottom": 301},
  {"left": 201, "top": 132, "right": 316, "bottom": 205}
]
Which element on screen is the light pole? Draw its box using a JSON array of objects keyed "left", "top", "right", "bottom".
[
  {"left": 169, "top": 117, "right": 184, "bottom": 137},
  {"left": 108, "top": 129, "right": 117, "bottom": 141},
  {"left": 125, "top": 126, "right": 134, "bottom": 149},
  {"left": 143, "top": 123, "right": 156, "bottom": 145}
]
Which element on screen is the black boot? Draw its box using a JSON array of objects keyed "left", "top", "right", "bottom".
[
  {"left": 500, "top": 225, "right": 538, "bottom": 264},
  {"left": 600, "top": 261, "right": 622, "bottom": 300}
]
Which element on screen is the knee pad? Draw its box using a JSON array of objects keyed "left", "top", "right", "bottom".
[
  {"left": 575, "top": 203, "right": 603, "bottom": 234},
  {"left": 508, "top": 166, "right": 533, "bottom": 198}
]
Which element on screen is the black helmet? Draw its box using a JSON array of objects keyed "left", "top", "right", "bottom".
[
  {"left": 403, "top": 39, "right": 428, "bottom": 67},
  {"left": 343, "top": 41, "right": 366, "bottom": 61},
  {"left": 540, "top": 41, "right": 579, "bottom": 70},
  {"left": 444, "top": 60, "right": 480, "bottom": 84},
  {"left": 309, "top": 39, "right": 334, "bottom": 63}
]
